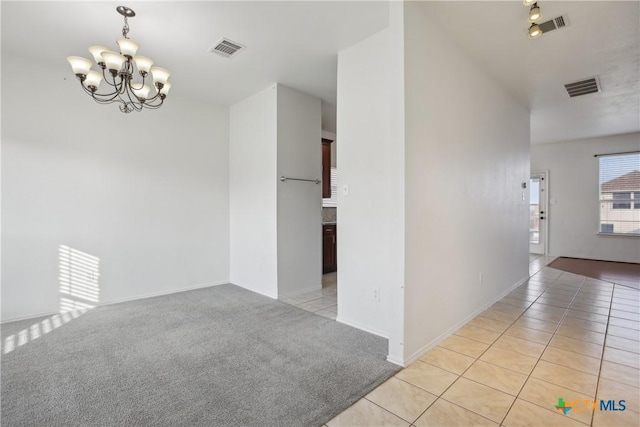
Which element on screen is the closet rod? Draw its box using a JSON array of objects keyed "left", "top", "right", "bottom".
[{"left": 280, "top": 176, "right": 320, "bottom": 184}]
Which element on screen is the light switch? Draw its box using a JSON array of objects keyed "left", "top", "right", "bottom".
[{"left": 342, "top": 184, "right": 349, "bottom": 196}]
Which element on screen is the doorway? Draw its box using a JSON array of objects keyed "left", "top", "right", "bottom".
[{"left": 529, "top": 171, "right": 548, "bottom": 255}]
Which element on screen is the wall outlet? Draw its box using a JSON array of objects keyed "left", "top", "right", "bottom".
[{"left": 373, "top": 288, "right": 380, "bottom": 302}]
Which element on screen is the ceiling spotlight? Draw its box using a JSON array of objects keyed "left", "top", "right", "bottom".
[
  {"left": 528, "top": 3, "right": 542, "bottom": 22},
  {"left": 528, "top": 22, "right": 543, "bottom": 39},
  {"left": 523, "top": 0, "right": 537, "bottom": 6}
]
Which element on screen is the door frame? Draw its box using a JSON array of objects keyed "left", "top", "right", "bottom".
[{"left": 530, "top": 170, "right": 549, "bottom": 255}]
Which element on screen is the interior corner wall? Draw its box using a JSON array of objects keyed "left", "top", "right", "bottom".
[
  {"left": 531, "top": 132, "right": 640, "bottom": 263},
  {"left": 229, "top": 85, "right": 279, "bottom": 298},
  {"left": 1, "top": 53, "right": 230, "bottom": 322},
  {"left": 402, "top": 2, "right": 531, "bottom": 362},
  {"left": 276, "top": 85, "right": 322, "bottom": 298},
  {"left": 336, "top": 0, "right": 405, "bottom": 347}
]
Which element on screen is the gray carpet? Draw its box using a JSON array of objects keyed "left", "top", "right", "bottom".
[{"left": 1, "top": 284, "right": 399, "bottom": 426}]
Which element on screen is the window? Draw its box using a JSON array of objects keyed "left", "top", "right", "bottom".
[
  {"left": 600, "top": 224, "right": 614, "bottom": 233},
  {"left": 322, "top": 167, "right": 338, "bottom": 207},
  {"left": 598, "top": 152, "right": 640, "bottom": 235},
  {"left": 612, "top": 192, "right": 632, "bottom": 209}
]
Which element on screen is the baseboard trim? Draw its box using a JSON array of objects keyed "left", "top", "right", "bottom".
[
  {"left": 1, "top": 281, "right": 228, "bottom": 324},
  {"left": 402, "top": 275, "right": 529, "bottom": 366},
  {"left": 100, "top": 281, "right": 228, "bottom": 307},
  {"left": 230, "top": 282, "right": 279, "bottom": 300},
  {"left": 1, "top": 310, "right": 60, "bottom": 324},
  {"left": 278, "top": 284, "right": 321, "bottom": 300},
  {"left": 336, "top": 315, "right": 389, "bottom": 339},
  {"left": 385, "top": 355, "right": 405, "bottom": 367}
]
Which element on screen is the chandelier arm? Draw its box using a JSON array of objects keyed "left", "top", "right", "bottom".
[
  {"left": 99, "top": 68, "right": 120, "bottom": 88},
  {"left": 144, "top": 91, "right": 162, "bottom": 104},
  {"left": 81, "top": 81, "right": 121, "bottom": 100},
  {"left": 79, "top": 81, "right": 120, "bottom": 103},
  {"left": 91, "top": 91, "right": 124, "bottom": 104},
  {"left": 143, "top": 102, "right": 164, "bottom": 110},
  {"left": 142, "top": 96, "right": 164, "bottom": 109},
  {"left": 123, "top": 84, "right": 144, "bottom": 112},
  {"left": 126, "top": 70, "right": 146, "bottom": 91}
]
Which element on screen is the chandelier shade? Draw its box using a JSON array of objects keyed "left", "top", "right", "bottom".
[{"left": 66, "top": 6, "right": 171, "bottom": 113}]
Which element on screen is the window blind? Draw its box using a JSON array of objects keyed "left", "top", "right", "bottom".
[
  {"left": 598, "top": 152, "right": 640, "bottom": 235},
  {"left": 322, "top": 167, "right": 338, "bottom": 208}
]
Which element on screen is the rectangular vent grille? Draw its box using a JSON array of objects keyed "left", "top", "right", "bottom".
[
  {"left": 538, "top": 15, "right": 570, "bottom": 34},
  {"left": 565, "top": 77, "right": 601, "bottom": 97},
  {"left": 210, "top": 38, "right": 245, "bottom": 59}
]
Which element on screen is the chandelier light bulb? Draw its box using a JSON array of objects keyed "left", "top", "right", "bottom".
[
  {"left": 528, "top": 23, "right": 543, "bottom": 39},
  {"left": 132, "top": 84, "right": 152, "bottom": 101},
  {"left": 88, "top": 46, "right": 109, "bottom": 65},
  {"left": 159, "top": 82, "right": 172, "bottom": 97},
  {"left": 151, "top": 67, "right": 171, "bottom": 87},
  {"left": 529, "top": 3, "right": 542, "bottom": 22},
  {"left": 133, "top": 56, "right": 154, "bottom": 75},
  {"left": 66, "top": 6, "right": 171, "bottom": 113},
  {"left": 67, "top": 56, "right": 93, "bottom": 77},
  {"left": 83, "top": 70, "right": 103, "bottom": 91},
  {"left": 523, "top": 0, "right": 537, "bottom": 6},
  {"left": 116, "top": 38, "right": 140, "bottom": 58},
  {"left": 101, "top": 51, "right": 126, "bottom": 73}
]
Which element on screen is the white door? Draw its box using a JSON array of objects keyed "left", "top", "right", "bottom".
[{"left": 529, "top": 172, "right": 547, "bottom": 254}]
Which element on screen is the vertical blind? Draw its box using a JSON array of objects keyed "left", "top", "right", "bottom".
[
  {"left": 598, "top": 152, "right": 640, "bottom": 235},
  {"left": 322, "top": 167, "right": 338, "bottom": 208}
]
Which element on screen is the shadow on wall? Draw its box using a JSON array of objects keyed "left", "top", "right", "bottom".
[{"left": 1, "top": 245, "right": 100, "bottom": 354}]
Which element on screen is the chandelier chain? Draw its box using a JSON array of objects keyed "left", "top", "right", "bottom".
[{"left": 122, "top": 16, "right": 130, "bottom": 39}]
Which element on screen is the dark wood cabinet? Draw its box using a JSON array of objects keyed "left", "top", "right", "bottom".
[
  {"left": 322, "top": 139, "right": 332, "bottom": 198},
  {"left": 322, "top": 224, "right": 337, "bottom": 273}
]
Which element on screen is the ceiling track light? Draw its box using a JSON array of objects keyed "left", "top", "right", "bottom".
[
  {"left": 523, "top": 0, "right": 537, "bottom": 6},
  {"left": 66, "top": 6, "right": 172, "bottom": 113},
  {"left": 528, "top": 3, "right": 542, "bottom": 23},
  {"left": 528, "top": 23, "right": 543, "bottom": 39}
]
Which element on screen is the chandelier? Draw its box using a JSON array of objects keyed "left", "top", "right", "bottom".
[{"left": 66, "top": 6, "right": 171, "bottom": 113}]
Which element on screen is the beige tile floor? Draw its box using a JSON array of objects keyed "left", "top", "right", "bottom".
[
  {"left": 325, "top": 258, "right": 640, "bottom": 427},
  {"left": 281, "top": 272, "right": 337, "bottom": 320}
]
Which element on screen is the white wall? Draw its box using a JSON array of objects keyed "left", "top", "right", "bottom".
[
  {"left": 532, "top": 132, "right": 640, "bottom": 263},
  {"left": 276, "top": 85, "right": 322, "bottom": 297},
  {"left": 2, "top": 54, "right": 230, "bottom": 322},
  {"left": 402, "top": 2, "right": 531, "bottom": 362},
  {"left": 230, "top": 84, "right": 322, "bottom": 299},
  {"left": 336, "top": 0, "right": 405, "bottom": 349},
  {"left": 229, "top": 86, "right": 279, "bottom": 298}
]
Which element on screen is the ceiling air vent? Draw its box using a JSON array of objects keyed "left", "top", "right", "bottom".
[
  {"left": 538, "top": 15, "right": 570, "bottom": 34},
  {"left": 210, "top": 38, "right": 246, "bottom": 59},
  {"left": 564, "top": 77, "right": 601, "bottom": 98}
]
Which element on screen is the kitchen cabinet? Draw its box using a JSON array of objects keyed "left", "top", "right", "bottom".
[
  {"left": 322, "top": 224, "right": 337, "bottom": 273},
  {"left": 322, "top": 138, "right": 332, "bottom": 198}
]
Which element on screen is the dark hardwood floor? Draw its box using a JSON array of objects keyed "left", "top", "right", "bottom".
[{"left": 548, "top": 257, "right": 640, "bottom": 290}]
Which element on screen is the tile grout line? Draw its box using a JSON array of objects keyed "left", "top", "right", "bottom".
[
  {"left": 588, "top": 282, "right": 616, "bottom": 427},
  {"left": 497, "top": 271, "right": 593, "bottom": 426},
  {"left": 407, "top": 267, "right": 564, "bottom": 425}
]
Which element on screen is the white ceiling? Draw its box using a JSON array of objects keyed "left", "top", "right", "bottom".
[
  {"left": 2, "top": 1, "right": 638, "bottom": 144},
  {"left": 1, "top": 0, "right": 389, "bottom": 125},
  {"left": 418, "top": 0, "right": 640, "bottom": 144}
]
